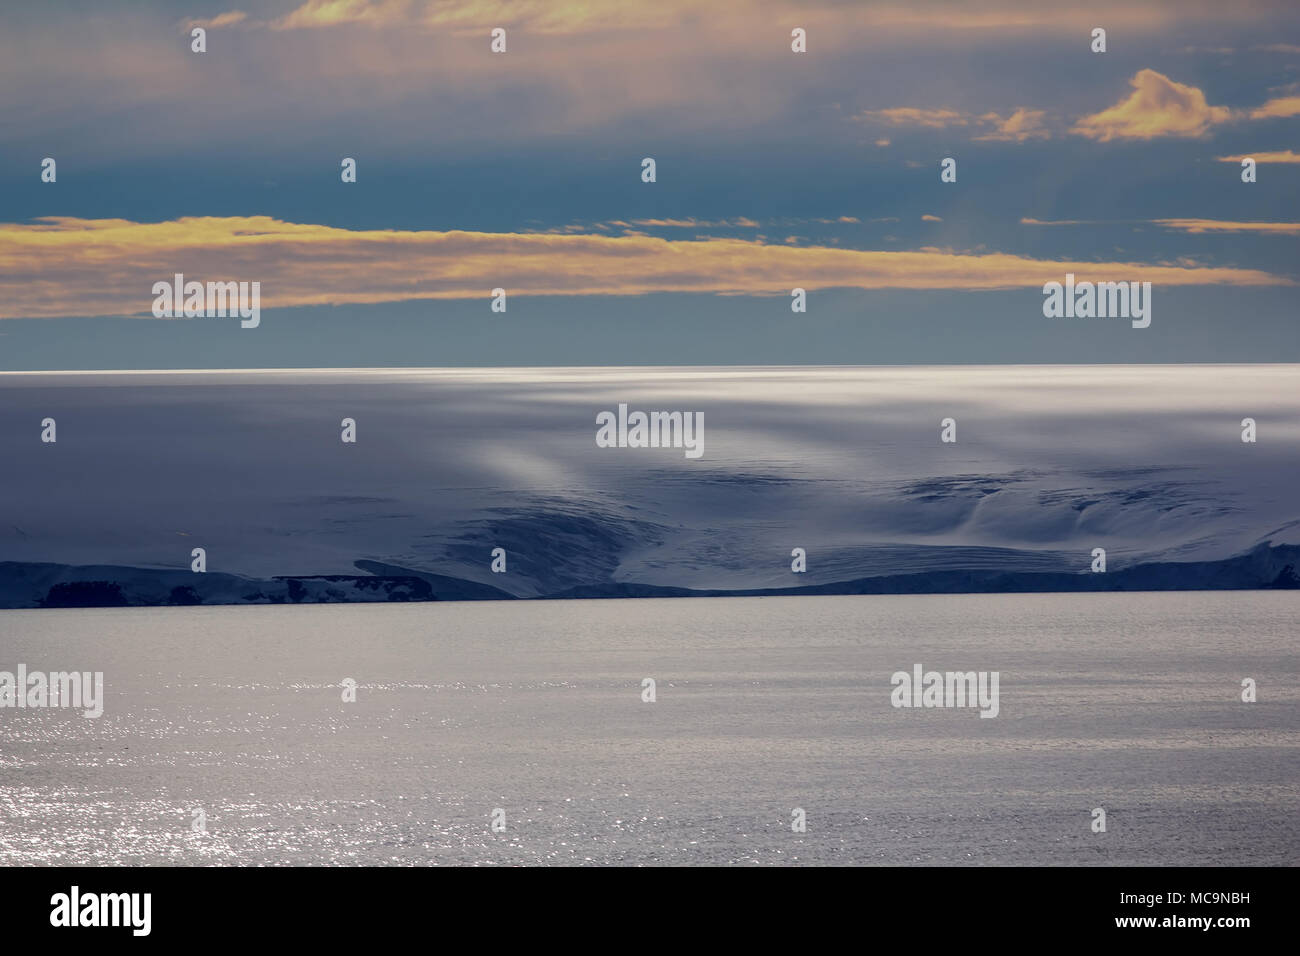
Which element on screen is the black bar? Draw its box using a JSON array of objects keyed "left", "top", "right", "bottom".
[{"left": 3, "top": 865, "right": 1283, "bottom": 942}]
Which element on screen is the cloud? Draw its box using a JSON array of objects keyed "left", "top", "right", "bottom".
[
  {"left": 224, "top": 0, "right": 1224, "bottom": 37},
  {"left": 1069, "top": 74, "right": 1300, "bottom": 143},
  {"left": 974, "top": 108, "right": 1050, "bottom": 141},
  {"left": 0, "top": 216, "right": 1287, "bottom": 320},
  {"left": 1248, "top": 95, "right": 1300, "bottom": 119},
  {"left": 28, "top": 3, "right": 1072, "bottom": 157},
  {"left": 273, "top": 0, "right": 415, "bottom": 31},
  {"left": 857, "top": 107, "right": 969, "bottom": 128},
  {"left": 1022, "top": 216, "right": 1300, "bottom": 235},
  {"left": 921, "top": 215, "right": 943, "bottom": 222},
  {"left": 269, "top": 0, "right": 695, "bottom": 33},
  {"left": 9, "top": 5, "right": 1290, "bottom": 162},
  {"left": 597, "top": 216, "right": 850, "bottom": 232},
  {"left": 1153, "top": 219, "right": 1300, "bottom": 235},
  {"left": 185, "top": 11, "right": 248, "bottom": 29},
  {"left": 860, "top": 106, "right": 1051, "bottom": 141},
  {"left": 1071, "top": 69, "right": 1233, "bottom": 141},
  {"left": 629, "top": 218, "right": 761, "bottom": 229},
  {"left": 1216, "top": 150, "right": 1300, "bottom": 163}
]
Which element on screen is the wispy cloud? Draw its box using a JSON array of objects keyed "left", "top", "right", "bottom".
[
  {"left": 1154, "top": 219, "right": 1300, "bottom": 235},
  {"left": 0, "top": 4, "right": 1287, "bottom": 161},
  {"left": 974, "top": 108, "right": 1051, "bottom": 141},
  {"left": 0, "top": 216, "right": 1286, "bottom": 320},
  {"left": 856, "top": 107, "right": 970, "bottom": 128},
  {"left": 857, "top": 105, "right": 1051, "bottom": 141},
  {"left": 628, "top": 218, "right": 762, "bottom": 229},
  {"left": 273, "top": 0, "right": 418, "bottom": 31},
  {"left": 1022, "top": 216, "right": 1300, "bottom": 235},
  {"left": 185, "top": 11, "right": 248, "bottom": 29},
  {"left": 268, "top": 0, "right": 695, "bottom": 34},
  {"left": 1216, "top": 150, "right": 1300, "bottom": 163},
  {"left": 210, "top": 0, "right": 1235, "bottom": 37},
  {"left": 1248, "top": 95, "right": 1300, "bottom": 119},
  {"left": 580, "top": 216, "right": 854, "bottom": 234}
]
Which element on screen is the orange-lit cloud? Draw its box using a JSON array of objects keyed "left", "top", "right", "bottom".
[
  {"left": 1071, "top": 69, "right": 1232, "bottom": 141},
  {"left": 274, "top": 0, "right": 413, "bottom": 30},
  {"left": 857, "top": 107, "right": 969, "bottom": 128},
  {"left": 975, "top": 108, "right": 1050, "bottom": 141},
  {"left": 271, "top": 0, "right": 693, "bottom": 33},
  {"left": 860, "top": 106, "right": 1051, "bottom": 141},
  {"left": 1216, "top": 150, "right": 1300, "bottom": 163},
  {"left": 629, "top": 218, "right": 761, "bottom": 229},
  {"left": 233, "top": 0, "right": 1254, "bottom": 37},
  {"left": 587, "top": 216, "right": 849, "bottom": 233},
  {"left": 186, "top": 10, "right": 248, "bottom": 29},
  {"left": 1248, "top": 95, "right": 1300, "bottom": 119},
  {"left": 1153, "top": 219, "right": 1300, "bottom": 235},
  {"left": 0, "top": 4, "right": 1280, "bottom": 161},
  {"left": 0, "top": 216, "right": 1287, "bottom": 320},
  {"left": 1022, "top": 216, "right": 1300, "bottom": 235}
]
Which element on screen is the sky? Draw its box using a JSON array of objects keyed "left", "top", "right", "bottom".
[{"left": 0, "top": 0, "right": 1297, "bottom": 369}]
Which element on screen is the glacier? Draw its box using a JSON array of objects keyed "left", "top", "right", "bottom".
[{"left": 0, "top": 365, "right": 1297, "bottom": 607}]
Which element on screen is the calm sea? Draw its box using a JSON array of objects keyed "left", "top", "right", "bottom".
[{"left": 1, "top": 592, "right": 1296, "bottom": 866}]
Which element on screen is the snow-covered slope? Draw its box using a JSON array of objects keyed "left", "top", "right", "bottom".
[{"left": 0, "top": 366, "right": 1296, "bottom": 605}]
